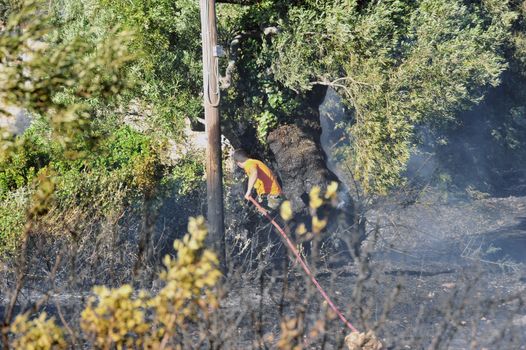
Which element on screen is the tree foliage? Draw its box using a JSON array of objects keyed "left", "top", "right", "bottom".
[
  {"left": 266, "top": 0, "right": 515, "bottom": 192},
  {"left": 0, "top": 0, "right": 133, "bottom": 152},
  {"left": 4, "top": 0, "right": 520, "bottom": 199}
]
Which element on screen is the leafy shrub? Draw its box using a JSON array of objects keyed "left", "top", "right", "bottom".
[
  {"left": 0, "top": 123, "right": 165, "bottom": 255},
  {"left": 0, "top": 188, "right": 30, "bottom": 257},
  {"left": 10, "top": 312, "right": 67, "bottom": 350},
  {"left": 166, "top": 153, "right": 205, "bottom": 196},
  {"left": 0, "top": 124, "right": 53, "bottom": 199}
]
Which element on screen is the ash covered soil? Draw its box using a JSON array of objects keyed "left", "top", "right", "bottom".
[
  {"left": 221, "top": 193, "right": 526, "bottom": 349},
  {"left": 2, "top": 193, "right": 525, "bottom": 349},
  {"left": 358, "top": 194, "right": 526, "bottom": 349}
]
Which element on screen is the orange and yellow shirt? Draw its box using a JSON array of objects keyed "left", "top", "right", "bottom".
[{"left": 243, "top": 159, "right": 282, "bottom": 196}]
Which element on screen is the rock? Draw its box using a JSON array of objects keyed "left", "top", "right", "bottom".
[
  {"left": 0, "top": 105, "right": 31, "bottom": 135},
  {"left": 345, "top": 330, "right": 383, "bottom": 350}
]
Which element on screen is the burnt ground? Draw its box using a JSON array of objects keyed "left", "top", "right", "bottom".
[
  {"left": 217, "top": 192, "right": 526, "bottom": 349},
  {"left": 1, "top": 192, "right": 525, "bottom": 349},
  {"left": 360, "top": 193, "right": 526, "bottom": 349}
]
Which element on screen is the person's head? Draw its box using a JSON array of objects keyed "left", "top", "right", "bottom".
[{"left": 233, "top": 149, "right": 249, "bottom": 167}]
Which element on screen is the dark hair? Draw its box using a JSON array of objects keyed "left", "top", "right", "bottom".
[{"left": 233, "top": 149, "right": 249, "bottom": 163}]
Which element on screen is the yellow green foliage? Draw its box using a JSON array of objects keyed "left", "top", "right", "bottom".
[
  {"left": 132, "top": 153, "right": 163, "bottom": 196},
  {"left": 81, "top": 285, "right": 150, "bottom": 348},
  {"left": 79, "top": 216, "right": 221, "bottom": 348},
  {"left": 280, "top": 200, "right": 292, "bottom": 221},
  {"left": 0, "top": 188, "right": 29, "bottom": 256},
  {"left": 281, "top": 182, "right": 339, "bottom": 236},
  {"left": 147, "top": 216, "right": 222, "bottom": 339},
  {"left": 311, "top": 183, "right": 335, "bottom": 234},
  {"left": 10, "top": 312, "right": 67, "bottom": 350},
  {"left": 277, "top": 317, "right": 302, "bottom": 350},
  {"left": 311, "top": 215, "right": 328, "bottom": 235},
  {"left": 0, "top": 0, "right": 136, "bottom": 256},
  {"left": 309, "top": 186, "right": 324, "bottom": 211}
]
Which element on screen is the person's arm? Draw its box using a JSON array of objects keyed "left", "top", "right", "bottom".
[{"left": 245, "top": 166, "right": 258, "bottom": 200}]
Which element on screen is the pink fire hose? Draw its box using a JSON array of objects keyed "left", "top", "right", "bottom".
[{"left": 248, "top": 196, "right": 358, "bottom": 333}]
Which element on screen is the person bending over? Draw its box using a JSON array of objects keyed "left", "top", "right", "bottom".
[{"left": 233, "top": 149, "right": 283, "bottom": 209}]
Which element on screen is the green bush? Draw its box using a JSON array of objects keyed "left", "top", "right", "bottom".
[
  {"left": 0, "top": 122, "right": 166, "bottom": 255},
  {"left": 0, "top": 124, "right": 53, "bottom": 199},
  {"left": 0, "top": 189, "right": 30, "bottom": 257},
  {"left": 166, "top": 153, "right": 205, "bottom": 197}
]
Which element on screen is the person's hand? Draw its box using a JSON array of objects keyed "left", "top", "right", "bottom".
[{"left": 244, "top": 192, "right": 252, "bottom": 200}]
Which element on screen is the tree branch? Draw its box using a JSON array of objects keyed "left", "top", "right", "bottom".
[
  {"left": 216, "top": 0, "right": 262, "bottom": 5},
  {"left": 220, "top": 27, "right": 280, "bottom": 89}
]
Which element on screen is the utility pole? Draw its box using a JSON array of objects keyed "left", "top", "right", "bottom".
[{"left": 199, "top": 0, "right": 226, "bottom": 271}]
